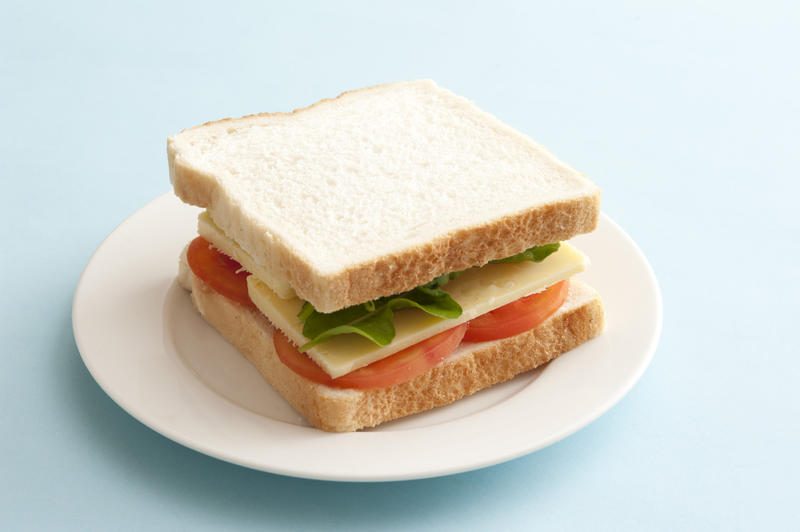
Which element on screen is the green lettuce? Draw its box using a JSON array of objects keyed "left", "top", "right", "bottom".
[
  {"left": 297, "top": 276, "right": 463, "bottom": 352},
  {"left": 490, "top": 242, "right": 560, "bottom": 264},
  {"left": 297, "top": 242, "right": 560, "bottom": 350}
]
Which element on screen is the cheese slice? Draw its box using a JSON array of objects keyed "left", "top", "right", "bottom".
[
  {"left": 247, "top": 243, "right": 587, "bottom": 378},
  {"left": 198, "top": 212, "right": 296, "bottom": 299}
]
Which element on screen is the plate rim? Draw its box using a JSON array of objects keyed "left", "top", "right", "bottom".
[{"left": 72, "top": 193, "right": 662, "bottom": 482}]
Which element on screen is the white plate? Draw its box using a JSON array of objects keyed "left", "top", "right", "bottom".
[{"left": 73, "top": 193, "right": 661, "bottom": 482}]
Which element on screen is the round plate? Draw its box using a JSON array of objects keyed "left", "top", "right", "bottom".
[{"left": 73, "top": 193, "right": 661, "bottom": 481}]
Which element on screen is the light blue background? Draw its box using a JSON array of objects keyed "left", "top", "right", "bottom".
[{"left": 2, "top": 1, "right": 798, "bottom": 530}]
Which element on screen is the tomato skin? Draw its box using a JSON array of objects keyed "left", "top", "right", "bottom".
[
  {"left": 186, "top": 237, "right": 256, "bottom": 309},
  {"left": 273, "top": 330, "right": 335, "bottom": 386},
  {"left": 273, "top": 324, "right": 468, "bottom": 390},
  {"left": 463, "top": 280, "right": 570, "bottom": 343}
]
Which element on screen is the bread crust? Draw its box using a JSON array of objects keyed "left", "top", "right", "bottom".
[
  {"left": 182, "top": 262, "right": 605, "bottom": 432},
  {"left": 168, "top": 81, "right": 601, "bottom": 313}
]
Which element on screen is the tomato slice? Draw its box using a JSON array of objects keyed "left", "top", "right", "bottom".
[
  {"left": 462, "top": 280, "right": 570, "bottom": 343},
  {"left": 273, "top": 323, "right": 468, "bottom": 389},
  {"left": 186, "top": 236, "right": 256, "bottom": 309},
  {"left": 188, "top": 233, "right": 568, "bottom": 386}
]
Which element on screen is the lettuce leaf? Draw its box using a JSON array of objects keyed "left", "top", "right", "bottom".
[
  {"left": 490, "top": 242, "right": 560, "bottom": 264},
  {"left": 297, "top": 242, "right": 560, "bottom": 350},
  {"left": 299, "top": 305, "right": 396, "bottom": 351},
  {"left": 298, "top": 281, "right": 462, "bottom": 352}
]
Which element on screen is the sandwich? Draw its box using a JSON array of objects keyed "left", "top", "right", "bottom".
[{"left": 168, "top": 80, "right": 605, "bottom": 432}]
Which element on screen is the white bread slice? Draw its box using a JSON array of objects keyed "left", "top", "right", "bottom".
[
  {"left": 169, "top": 80, "right": 601, "bottom": 312},
  {"left": 179, "top": 254, "right": 605, "bottom": 432}
]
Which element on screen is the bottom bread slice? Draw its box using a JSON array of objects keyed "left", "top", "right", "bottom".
[{"left": 178, "top": 257, "right": 605, "bottom": 432}]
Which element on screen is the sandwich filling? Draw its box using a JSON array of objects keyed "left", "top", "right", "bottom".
[
  {"left": 248, "top": 246, "right": 585, "bottom": 377},
  {"left": 191, "top": 212, "right": 587, "bottom": 380}
]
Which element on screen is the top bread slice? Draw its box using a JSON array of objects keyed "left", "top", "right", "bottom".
[{"left": 168, "top": 80, "right": 600, "bottom": 313}]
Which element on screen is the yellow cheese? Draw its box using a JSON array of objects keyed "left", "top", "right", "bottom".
[
  {"left": 197, "top": 212, "right": 296, "bottom": 299},
  {"left": 247, "top": 243, "right": 587, "bottom": 378}
]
